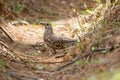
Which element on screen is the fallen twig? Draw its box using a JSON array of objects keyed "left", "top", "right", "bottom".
[
  {"left": 8, "top": 70, "right": 44, "bottom": 80},
  {"left": 92, "top": 47, "right": 113, "bottom": 52},
  {"left": 56, "top": 45, "right": 115, "bottom": 71},
  {"left": 0, "top": 41, "right": 65, "bottom": 64},
  {"left": 56, "top": 52, "right": 93, "bottom": 71},
  {"left": 0, "top": 26, "right": 14, "bottom": 42}
]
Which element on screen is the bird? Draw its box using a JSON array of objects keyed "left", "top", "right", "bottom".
[{"left": 40, "top": 22, "right": 77, "bottom": 54}]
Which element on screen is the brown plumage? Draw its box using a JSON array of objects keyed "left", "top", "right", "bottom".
[{"left": 40, "top": 22, "right": 77, "bottom": 53}]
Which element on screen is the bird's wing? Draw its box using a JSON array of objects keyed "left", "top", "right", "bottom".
[{"left": 50, "top": 35, "right": 77, "bottom": 43}]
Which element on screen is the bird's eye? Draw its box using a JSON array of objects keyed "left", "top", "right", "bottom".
[{"left": 46, "top": 24, "right": 49, "bottom": 26}]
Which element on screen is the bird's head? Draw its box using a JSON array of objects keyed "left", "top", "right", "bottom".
[
  {"left": 40, "top": 22, "right": 54, "bottom": 34},
  {"left": 40, "top": 22, "right": 52, "bottom": 29}
]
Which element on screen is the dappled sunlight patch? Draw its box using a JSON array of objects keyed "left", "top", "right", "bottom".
[{"left": 0, "top": 21, "right": 44, "bottom": 44}]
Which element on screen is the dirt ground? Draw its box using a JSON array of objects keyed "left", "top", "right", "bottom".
[{"left": 0, "top": 0, "right": 120, "bottom": 80}]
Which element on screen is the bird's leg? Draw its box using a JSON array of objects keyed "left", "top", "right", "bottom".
[
  {"left": 53, "top": 49, "right": 57, "bottom": 54},
  {"left": 49, "top": 48, "right": 56, "bottom": 55},
  {"left": 48, "top": 51, "right": 52, "bottom": 55}
]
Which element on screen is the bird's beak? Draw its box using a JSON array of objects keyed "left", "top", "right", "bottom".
[{"left": 39, "top": 22, "right": 45, "bottom": 25}]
